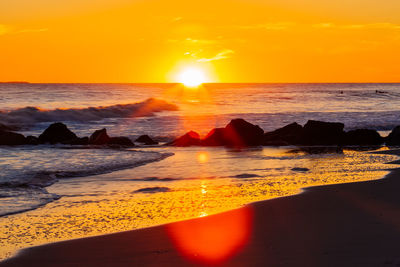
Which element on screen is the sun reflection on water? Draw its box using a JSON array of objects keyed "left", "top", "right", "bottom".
[{"left": 197, "top": 152, "right": 209, "bottom": 164}]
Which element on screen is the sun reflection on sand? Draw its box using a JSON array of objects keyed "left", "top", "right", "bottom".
[{"left": 167, "top": 206, "right": 254, "bottom": 265}]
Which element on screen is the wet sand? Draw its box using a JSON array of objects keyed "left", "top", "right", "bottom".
[{"left": 2, "top": 151, "right": 400, "bottom": 267}]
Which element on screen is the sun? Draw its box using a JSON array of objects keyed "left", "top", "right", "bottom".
[{"left": 178, "top": 67, "right": 206, "bottom": 87}]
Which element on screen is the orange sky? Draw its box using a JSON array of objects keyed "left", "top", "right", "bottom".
[{"left": 1, "top": 0, "right": 400, "bottom": 83}]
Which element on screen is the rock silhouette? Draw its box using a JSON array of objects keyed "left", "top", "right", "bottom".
[
  {"left": 89, "top": 128, "right": 111, "bottom": 145},
  {"left": 345, "top": 129, "right": 383, "bottom": 145},
  {"left": 202, "top": 119, "right": 264, "bottom": 147},
  {"left": 39, "top": 122, "right": 78, "bottom": 144},
  {"left": 385, "top": 126, "right": 400, "bottom": 146},
  {"left": 135, "top": 135, "right": 158, "bottom": 145},
  {"left": 0, "top": 130, "right": 26, "bottom": 145},
  {"left": 263, "top": 122, "right": 303, "bottom": 145},
  {"left": 169, "top": 131, "right": 201, "bottom": 146},
  {"left": 108, "top": 137, "right": 135, "bottom": 146},
  {"left": 299, "top": 120, "right": 345, "bottom": 145},
  {"left": 0, "top": 119, "right": 392, "bottom": 148}
]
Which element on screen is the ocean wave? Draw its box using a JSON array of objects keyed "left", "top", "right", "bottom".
[
  {"left": 0, "top": 98, "right": 178, "bottom": 126},
  {"left": 0, "top": 149, "right": 174, "bottom": 188},
  {"left": 0, "top": 186, "right": 60, "bottom": 217},
  {"left": 0, "top": 147, "right": 174, "bottom": 217}
]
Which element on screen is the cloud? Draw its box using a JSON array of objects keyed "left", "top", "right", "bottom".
[
  {"left": 171, "top": 17, "right": 183, "bottom": 22},
  {"left": 238, "top": 22, "right": 293, "bottom": 31},
  {"left": 166, "top": 38, "right": 219, "bottom": 45},
  {"left": 184, "top": 49, "right": 203, "bottom": 58},
  {"left": 0, "top": 25, "right": 48, "bottom": 36},
  {"left": 313, "top": 22, "right": 400, "bottom": 30},
  {"left": 346, "top": 23, "right": 400, "bottom": 30},
  {"left": 185, "top": 38, "right": 219, "bottom": 45},
  {"left": 197, "top": 49, "right": 235, "bottom": 62},
  {"left": 15, "top": 28, "right": 48, "bottom": 33},
  {"left": 0, "top": 24, "right": 10, "bottom": 35},
  {"left": 237, "top": 21, "right": 400, "bottom": 31},
  {"left": 312, "top": 23, "right": 335, "bottom": 28}
]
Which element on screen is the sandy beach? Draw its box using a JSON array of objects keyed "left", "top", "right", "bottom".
[{"left": 1, "top": 150, "right": 400, "bottom": 267}]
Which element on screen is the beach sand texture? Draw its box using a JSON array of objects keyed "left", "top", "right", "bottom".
[{"left": 2, "top": 151, "right": 400, "bottom": 267}]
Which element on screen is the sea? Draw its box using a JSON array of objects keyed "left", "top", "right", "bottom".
[{"left": 1, "top": 83, "right": 400, "bottom": 259}]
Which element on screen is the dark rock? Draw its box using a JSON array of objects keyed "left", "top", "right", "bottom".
[
  {"left": 263, "top": 122, "right": 303, "bottom": 145},
  {"left": 62, "top": 137, "right": 89, "bottom": 145},
  {"left": 224, "top": 119, "right": 264, "bottom": 146},
  {"left": 89, "top": 128, "right": 110, "bottom": 145},
  {"left": 202, "top": 119, "right": 264, "bottom": 147},
  {"left": 202, "top": 128, "right": 227, "bottom": 146},
  {"left": 289, "top": 146, "right": 343, "bottom": 154},
  {"left": 39, "top": 123, "right": 77, "bottom": 144},
  {"left": 232, "top": 173, "right": 261, "bottom": 178},
  {"left": 26, "top": 136, "right": 39, "bottom": 145},
  {"left": 170, "top": 131, "right": 201, "bottom": 146},
  {"left": 135, "top": 135, "right": 158, "bottom": 145},
  {"left": 0, "top": 123, "right": 19, "bottom": 132},
  {"left": 386, "top": 126, "right": 400, "bottom": 146},
  {"left": 108, "top": 137, "right": 135, "bottom": 147},
  {"left": 344, "top": 129, "right": 383, "bottom": 145},
  {"left": 263, "top": 140, "right": 291, "bottom": 146},
  {"left": 133, "top": 187, "right": 171, "bottom": 194},
  {"left": 291, "top": 167, "right": 310, "bottom": 172},
  {"left": 0, "top": 131, "right": 26, "bottom": 145},
  {"left": 300, "top": 120, "right": 345, "bottom": 145}
]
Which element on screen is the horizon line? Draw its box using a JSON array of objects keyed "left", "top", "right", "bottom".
[{"left": 1, "top": 82, "right": 400, "bottom": 85}]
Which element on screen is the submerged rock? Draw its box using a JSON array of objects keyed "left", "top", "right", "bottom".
[
  {"left": 263, "top": 140, "right": 291, "bottom": 146},
  {"left": 133, "top": 187, "right": 171, "bottom": 193},
  {"left": 344, "top": 129, "right": 383, "bottom": 145},
  {"left": 170, "top": 131, "right": 201, "bottom": 146},
  {"left": 89, "top": 128, "right": 110, "bottom": 145},
  {"left": 39, "top": 122, "right": 78, "bottom": 144},
  {"left": 88, "top": 129, "right": 134, "bottom": 146},
  {"left": 290, "top": 146, "right": 344, "bottom": 154},
  {"left": 135, "top": 135, "right": 158, "bottom": 145},
  {"left": 291, "top": 167, "right": 310, "bottom": 172},
  {"left": 0, "top": 130, "right": 26, "bottom": 145}
]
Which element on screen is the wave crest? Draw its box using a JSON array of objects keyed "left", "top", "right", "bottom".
[{"left": 0, "top": 98, "right": 178, "bottom": 126}]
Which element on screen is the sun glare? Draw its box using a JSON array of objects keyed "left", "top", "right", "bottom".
[{"left": 178, "top": 68, "right": 206, "bottom": 87}]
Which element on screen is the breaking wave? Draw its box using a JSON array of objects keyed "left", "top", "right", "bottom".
[{"left": 0, "top": 98, "right": 178, "bottom": 126}]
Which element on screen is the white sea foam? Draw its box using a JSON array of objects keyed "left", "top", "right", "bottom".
[
  {"left": 0, "top": 98, "right": 178, "bottom": 126},
  {"left": 0, "top": 146, "right": 173, "bottom": 216}
]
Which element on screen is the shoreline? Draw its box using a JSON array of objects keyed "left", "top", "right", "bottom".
[{"left": 2, "top": 149, "right": 400, "bottom": 266}]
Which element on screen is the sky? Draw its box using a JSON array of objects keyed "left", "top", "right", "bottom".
[{"left": 1, "top": 0, "right": 400, "bottom": 83}]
